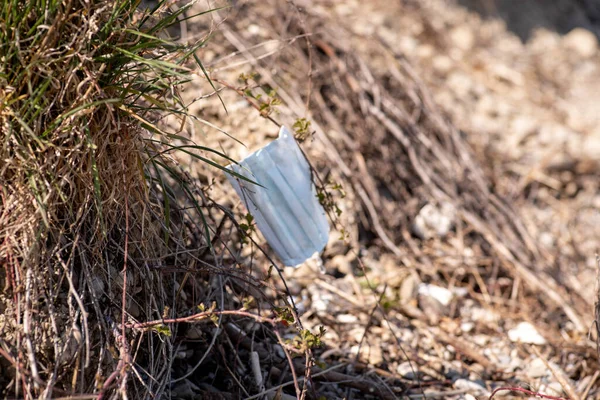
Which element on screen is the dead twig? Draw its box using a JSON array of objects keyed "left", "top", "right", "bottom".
[{"left": 531, "top": 346, "right": 580, "bottom": 400}]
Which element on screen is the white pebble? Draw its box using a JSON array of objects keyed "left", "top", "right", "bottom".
[
  {"left": 453, "top": 378, "right": 489, "bottom": 396},
  {"left": 508, "top": 322, "right": 546, "bottom": 345},
  {"left": 418, "top": 283, "right": 453, "bottom": 306}
]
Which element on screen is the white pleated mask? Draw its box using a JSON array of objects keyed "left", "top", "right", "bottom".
[{"left": 226, "top": 126, "right": 330, "bottom": 266}]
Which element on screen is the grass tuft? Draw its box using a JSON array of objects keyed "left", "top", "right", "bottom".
[{"left": 0, "top": 0, "right": 232, "bottom": 397}]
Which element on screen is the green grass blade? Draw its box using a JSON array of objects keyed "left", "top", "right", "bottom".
[{"left": 193, "top": 53, "right": 227, "bottom": 113}]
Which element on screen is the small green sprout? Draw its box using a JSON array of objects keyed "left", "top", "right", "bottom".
[
  {"left": 273, "top": 306, "right": 295, "bottom": 325},
  {"left": 153, "top": 324, "right": 172, "bottom": 337},
  {"left": 293, "top": 118, "right": 312, "bottom": 141},
  {"left": 239, "top": 213, "right": 255, "bottom": 244}
]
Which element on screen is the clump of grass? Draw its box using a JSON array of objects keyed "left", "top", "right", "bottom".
[{"left": 0, "top": 0, "right": 232, "bottom": 397}]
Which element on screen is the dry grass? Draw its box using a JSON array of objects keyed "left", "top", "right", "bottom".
[{"left": 0, "top": 0, "right": 243, "bottom": 398}]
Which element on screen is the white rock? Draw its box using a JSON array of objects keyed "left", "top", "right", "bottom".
[
  {"left": 413, "top": 202, "right": 456, "bottom": 239},
  {"left": 526, "top": 357, "right": 549, "bottom": 378},
  {"left": 508, "top": 322, "right": 546, "bottom": 345},
  {"left": 398, "top": 36, "right": 418, "bottom": 54},
  {"left": 337, "top": 314, "right": 358, "bottom": 324},
  {"left": 247, "top": 24, "right": 262, "bottom": 36},
  {"left": 540, "top": 382, "right": 566, "bottom": 397},
  {"left": 539, "top": 232, "right": 554, "bottom": 248},
  {"left": 450, "top": 26, "right": 475, "bottom": 51},
  {"left": 461, "top": 322, "right": 475, "bottom": 333},
  {"left": 563, "top": 28, "right": 597, "bottom": 58},
  {"left": 350, "top": 344, "right": 383, "bottom": 365},
  {"left": 311, "top": 290, "right": 333, "bottom": 313},
  {"left": 510, "top": 115, "right": 537, "bottom": 141},
  {"left": 292, "top": 295, "right": 306, "bottom": 315},
  {"left": 330, "top": 254, "right": 352, "bottom": 275},
  {"left": 453, "top": 287, "right": 469, "bottom": 298},
  {"left": 471, "top": 307, "right": 500, "bottom": 324},
  {"left": 495, "top": 353, "right": 512, "bottom": 368},
  {"left": 453, "top": 378, "right": 489, "bottom": 396},
  {"left": 418, "top": 283, "right": 453, "bottom": 306},
  {"left": 397, "top": 361, "right": 418, "bottom": 379},
  {"left": 472, "top": 335, "right": 489, "bottom": 346}
]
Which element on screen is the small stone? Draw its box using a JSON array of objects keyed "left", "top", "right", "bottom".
[
  {"left": 450, "top": 26, "right": 475, "bottom": 51},
  {"left": 453, "top": 378, "right": 489, "bottom": 396},
  {"left": 461, "top": 322, "right": 475, "bottom": 333},
  {"left": 186, "top": 326, "right": 203, "bottom": 340},
  {"left": 496, "top": 353, "right": 512, "bottom": 368},
  {"left": 330, "top": 254, "right": 352, "bottom": 275},
  {"left": 539, "top": 232, "right": 554, "bottom": 248},
  {"left": 527, "top": 357, "right": 549, "bottom": 378},
  {"left": 350, "top": 344, "right": 383, "bottom": 365},
  {"left": 471, "top": 307, "right": 500, "bottom": 324},
  {"left": 508, "top": 322, "right": 546, "bottom": 345},
  {"left": 397, "top": 361, "right": 418, "bottom": 379},
  {"left": 510, "top": 115, "right": 537, "bottom": 142},
  {"left": 337, "top": 314, "right": 358, "bottom": 324},
  {"left": 472, "top": 335, "right": 489, "bottom": 346},
  {"left": 398, "top": 36, "right": 418, "bottom": 54},
  {"left": 247, "top": 24, "right": 262, "bottom": 36},
  {"left": 540, "top": 382, "right": 565, "bottom": 397},
  {"left": 174, "top": 348, "right": 194, "bottom": 359},
  {"left": 311, "top": 288, "right": 333, "bottom": 313},
  {"left": 563, "top": 28, "right": 597, "bottom": 58},
  {"left": 444, "top": 346, "right": 455, "bottom": 361},
  {"left": 292, "top": 295, "right": 307, "bottom": 315},
  {"left": 127, "top": 302, "right": 140, "bottom": 318},
  {"left": 418, "top": 284, "right": 453, "bottom": 322},
  {"left": 413, "top": 202, "right": 456, "bottom": 239},
  {"left": 418, "top": 283, "right": 453, "bottom": 306},
  {"left": 274, "top": 344, "right": 285, "bottom": 359}
]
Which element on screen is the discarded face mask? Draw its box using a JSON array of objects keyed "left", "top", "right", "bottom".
[{"left": 226, "top": 125, "right": 330, "bottom": 267}]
